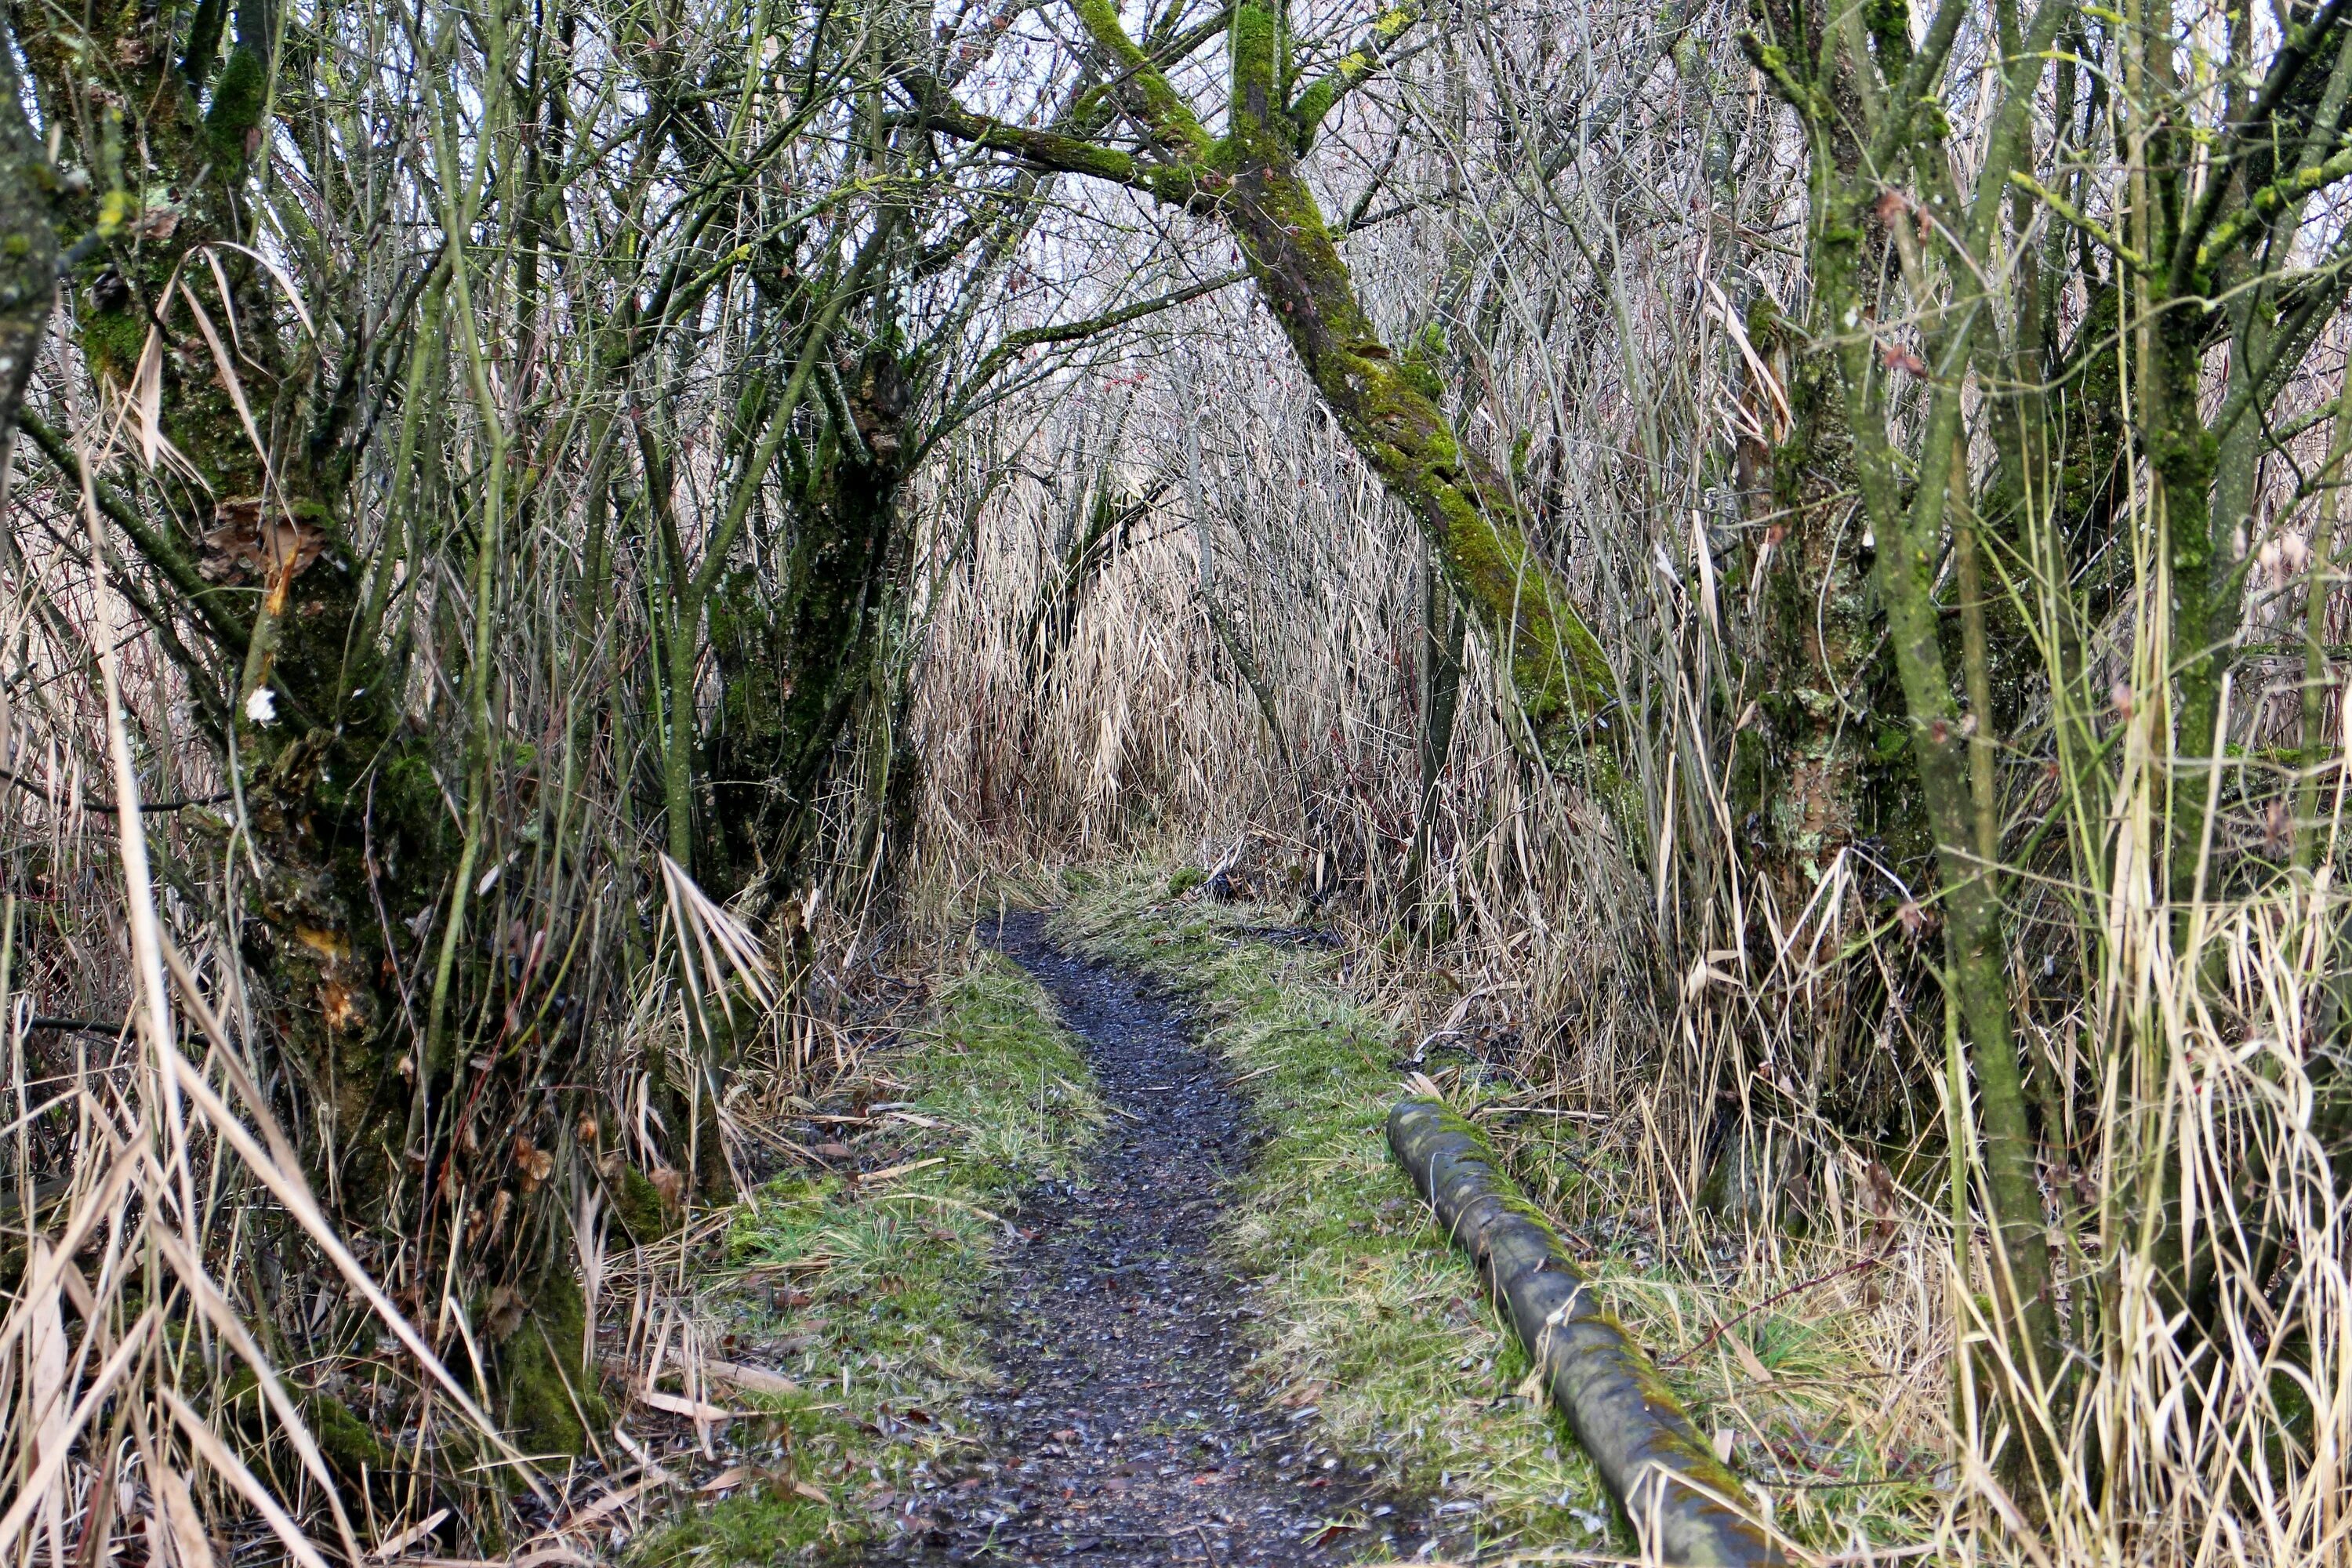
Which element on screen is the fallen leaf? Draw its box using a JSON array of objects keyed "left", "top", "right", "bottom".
[
  {"left": 554, "top": 1475, "right": 666, "bottom": 1531},
  {"left": 512, "top": 1136, "right": 554, "bottom": 1193},
  {"left": 1730, "top": 1333, "right": 1776, "bottom": 1386},
  {"left": 640, "top": 1388, "right": 737, "bottom": 1423},
  {"left": 703, "top": 1359, "right": 800, "bottom": 1397},
  {"left": 858, "top": 1156, "right": 947, "bottom": 1185},
  {"left": 365, "top": 1508, "right": 449, "bottom": 1561},
  {"left": 485, "top": 1285, "right": 527, "bottom": 1341}
]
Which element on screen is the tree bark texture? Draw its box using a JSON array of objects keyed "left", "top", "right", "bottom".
[
  {"left": 709, "top": 348, "right": 913, "bottom": 892},
  {"left": 0, "top": 22, "right": 54, "bottom": 450}
]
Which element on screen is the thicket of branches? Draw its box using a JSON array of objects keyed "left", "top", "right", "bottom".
[{"left": 4, "top": 0, "right": 2351, "bottom": 1560}]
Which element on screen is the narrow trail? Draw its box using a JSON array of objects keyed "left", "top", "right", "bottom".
[{"left": 859, "top": 912, "right": 1435, "bottom": 1565}]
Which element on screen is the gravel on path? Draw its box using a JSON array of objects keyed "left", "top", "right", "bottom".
[{"left": 853, "top": 911, "right": 1438, "bottom": 1566}]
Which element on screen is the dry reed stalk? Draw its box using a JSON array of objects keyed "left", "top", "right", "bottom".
[{"left": 889, "top": 0, "right": 2352, "bottom": 1559}]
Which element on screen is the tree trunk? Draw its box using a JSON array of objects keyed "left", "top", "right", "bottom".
[
  {"left": 15, "top": 0, "right": 612, "bottom": 1462},
  {"left": 1213, "top": 13, "right": 1610, "bottom": 759},
  {"left": 0, "top": 23, "right": 54, "bottom": 452},
  {"left": 709, "top": 349, "right": 913, "bottom": 896},
  {"left": 1403, "top": 539, "right": 1465, "bottom": 933},
  {"left": 16, "top": 0, "right": 438, "bottom": 1193}
]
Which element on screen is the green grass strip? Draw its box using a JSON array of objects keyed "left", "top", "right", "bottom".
[
  {"left": 637, "top": 951, "right": 1104, "bottom": 1565},
  {"left": 1052, "top": 866, "right": 1616, "bottom": 1558}
]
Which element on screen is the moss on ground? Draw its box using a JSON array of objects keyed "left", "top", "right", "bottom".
[
  {"left": 498, "top": 1271, "right": 610, "bottom": 1457},
  {"left": 1051, "top": 869, "right": 1618, "bottom": 1558},
  {"left": 633, "top": 952, "right": 1103, "bottom": 1566}
]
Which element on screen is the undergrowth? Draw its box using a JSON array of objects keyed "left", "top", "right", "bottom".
[
  {"left": 1492, "top": 1126, "right": 1951, "bottom": 1554},
  {"left": 1054, "top": 864, "right": 1948, "bottom": 1558},
  {"left": 635, "top": 951, "right": 1103, "bottom": 1564},
  {"left": 1051, "top": 866, "right": 1619, "bottom": 1559}
]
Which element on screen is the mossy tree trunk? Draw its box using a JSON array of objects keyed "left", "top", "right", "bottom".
[
  {"left": 16, "top": 0, "right": 445, "bottom": 1189},
  {"left": 924, "top": 0, "right": 1616, "bottom": 763},
  {"left": 2120, "top": 0, "right": 2352, "bottom": 1348},
  {"left": 1745, "top": 0, "right": 2072, "bottom": 1465},
  {"left": 1744, "top": 0, "right": 2352, "bottom": 1489},
  {"left": 13, "top": 0, "right": 628, "bottom": 1461},
  {"left": 2144, "top": 3, "right": 2352, "bottom": 917},
  {"left": 1732, "top": 310, "right": 1885, "bottom": 913},
  {"left": 1021, "top": 467, "right": 1164, "bottom": 690},
  {"left": 1403, "top": 537, "right": 1465, "bottom": 932},
  {"left": 1696, "top": 13, "right": 1906, "bottom": 1229},
  {"left": 708, "top": 347, "right": 916, "bottom": 898},
  {"left": 696, "top": 58, "right": 1217, "bottom": 915},
  {"left": 0, "top": 22, "right": 54, "bottom": 454}
]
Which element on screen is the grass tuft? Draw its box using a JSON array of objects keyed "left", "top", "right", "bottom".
[{"left": 635, "top": 950, "right": 1103, "bottom": 1564}]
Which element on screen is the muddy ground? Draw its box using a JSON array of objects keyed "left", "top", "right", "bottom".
[{"left": 847, "top": 913, "right": 1454, "bottom": 1566}]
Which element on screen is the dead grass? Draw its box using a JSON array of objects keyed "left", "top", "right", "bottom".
[
  {"left": 629, "top": 947, "right": 1105, "bottom": 1564},
  {"left": 1052, "top": 864, "right": 1962, "bottom": 1562}
]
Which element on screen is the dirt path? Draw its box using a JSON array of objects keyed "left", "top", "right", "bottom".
[{"left": 855, "top": 912, "right": 1434, "bottom": 1565}]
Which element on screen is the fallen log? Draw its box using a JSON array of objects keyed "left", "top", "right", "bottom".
[{"left": 1387, "top": 1098, "right": 1780, "bottom": 1566}]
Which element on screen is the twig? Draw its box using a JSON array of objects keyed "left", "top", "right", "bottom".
[
  {"left": 22, "top": 1016, "right": 127, "bottom": 1041},
  {"left": 1659, "top": 1243, "right": 1899, "bottom": 1369},
  {"left": 0, "top": 765, "right": 229, "bottom": 814},
  {"left": 1751, "top": 1465, "right": 1955, "bottom": 1491}
]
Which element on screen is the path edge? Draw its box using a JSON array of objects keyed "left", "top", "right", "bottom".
[{"left": 1386, "top": 1098, "right": 1784, "bottom": 1567}]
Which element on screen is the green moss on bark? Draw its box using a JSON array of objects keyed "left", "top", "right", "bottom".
[
  {"left": 203, "top": 45, "right": 268, "bottom": 169},
  {"left": 493, "top": 1272, "right": 610, "bottom": 1460},
  {"left": 613, "top": 1163, "right": 677, "bottom": 1244}
]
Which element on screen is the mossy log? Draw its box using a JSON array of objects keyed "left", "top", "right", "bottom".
[{"left": 1387, "top": 1099, "right": 1780, "bottom": 1566}]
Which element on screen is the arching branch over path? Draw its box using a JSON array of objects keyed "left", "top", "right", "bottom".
[{"left": 920, "top": 0, "right": 1614, "bottom": 756}]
